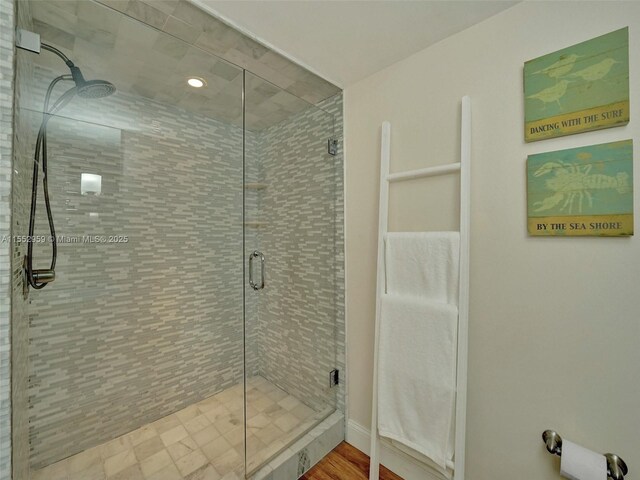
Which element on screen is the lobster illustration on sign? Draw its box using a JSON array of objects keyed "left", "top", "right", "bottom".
[{"left": 533, "top": 161, "right": 630, "bottom": 214}]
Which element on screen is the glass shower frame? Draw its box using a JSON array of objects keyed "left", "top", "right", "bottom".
[
  {"left": 243, "top": 71, "right": 338, "bottom": 474},
  {"left": 13, "top": 1, "right": 340, "bottom": 478}
]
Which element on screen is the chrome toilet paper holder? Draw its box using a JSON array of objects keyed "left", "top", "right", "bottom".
[{"left": 542, "top": 430, "right": 628, "bottom": 480}]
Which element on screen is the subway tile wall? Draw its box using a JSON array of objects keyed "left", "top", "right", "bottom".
[{"left": 0, "top": 0, "right": 15, "bottom": 476}]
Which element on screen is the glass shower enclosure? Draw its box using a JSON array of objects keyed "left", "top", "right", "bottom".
[
  {"left": 13, "top": 1, "right": 340, "bottom": 478},
  {"left": 244, "top": 72, "right": 337, "bottom": 473}
]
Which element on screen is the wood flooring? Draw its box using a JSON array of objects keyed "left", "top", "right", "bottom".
[{"left": 300, "top": 441, "right": 403, "bottom": 480}]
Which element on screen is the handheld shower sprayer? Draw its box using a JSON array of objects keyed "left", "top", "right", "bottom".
[
  {"left": 41, "top": 43, "right": 116, "bottom": 99},
  {"left": 22, "top": 40, "right": 115, "bottom": 293}
]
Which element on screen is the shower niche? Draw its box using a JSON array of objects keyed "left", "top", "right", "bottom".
[{"left": 12, "top": 1, "right": 343, "bottom": 479}]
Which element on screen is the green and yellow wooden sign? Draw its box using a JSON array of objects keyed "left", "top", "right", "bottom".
[
  {"left": 527, "top": 140, "right": 634, "bottom": 236},
  {"left": 524, "top": 28, "right": 629, "bottom": 142}
]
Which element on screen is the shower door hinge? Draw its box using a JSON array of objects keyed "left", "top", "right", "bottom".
[
  {"left": 328, "top": 138, "right": 338, "bottom": 156},
  {"left": 329, "top": 369, "right": 339, "bottom": 387}
]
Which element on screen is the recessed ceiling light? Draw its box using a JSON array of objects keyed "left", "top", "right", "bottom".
[{"left": 187, "top": 77, "right": 206, "bottom": 88}]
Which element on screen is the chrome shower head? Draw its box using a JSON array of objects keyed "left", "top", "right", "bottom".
[{"left": 77, "top": 79, "right": 116, "bottom": 99}]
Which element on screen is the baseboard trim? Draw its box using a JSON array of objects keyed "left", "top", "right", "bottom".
[{"left": 346, "top": 420, "right": 446, "bottom": 480}]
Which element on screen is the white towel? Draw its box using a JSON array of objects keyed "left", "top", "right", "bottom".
[
  {"left": 378, "top": 294, "right": 458, "bottom": 470},
  {"left": 391, "top": 440, "right": 453, "bottom": 479},
  {"left": 385, "top": 232, "right": 460, "bottom": 304}
]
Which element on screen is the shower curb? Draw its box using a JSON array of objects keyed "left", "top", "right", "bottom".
[{"left": 250, "top": 411, "right": 344, "bottom": 480}]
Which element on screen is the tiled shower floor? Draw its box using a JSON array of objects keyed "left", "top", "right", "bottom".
[{"left": 32, "top": 376, "right": 329, "bottom": 480}]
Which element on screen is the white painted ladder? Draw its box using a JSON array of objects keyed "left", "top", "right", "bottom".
[{"left": 369, "top": 96, "right": 471, "bottom": 480}]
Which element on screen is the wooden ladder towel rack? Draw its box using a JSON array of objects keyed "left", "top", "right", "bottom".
[{"left": 369, "top": 96, "right": 471, "bottom": 480}]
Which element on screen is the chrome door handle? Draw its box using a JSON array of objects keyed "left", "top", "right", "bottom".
[{"left": 249, "top": 251, "right": 265, "bottom": 290}]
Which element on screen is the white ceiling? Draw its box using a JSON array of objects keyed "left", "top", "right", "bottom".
[{"left": 197, "top": 0, "right": 518, "bottom": 88}]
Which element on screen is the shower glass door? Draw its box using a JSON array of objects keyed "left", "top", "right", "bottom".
[
  {"left": 243, "top": 72, "right": 338, "bottom": 474},
  {"left": 14, "top": 1, "right": 339, "bottom": 478},
  {"left": 16, "top": 3, "right": 247, "bottom": 478}
]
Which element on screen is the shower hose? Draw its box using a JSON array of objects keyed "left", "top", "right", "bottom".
[{"left": 26, "top": 74, "right": 78, "bottom": 289}]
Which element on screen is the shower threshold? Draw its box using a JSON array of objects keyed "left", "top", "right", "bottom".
[{"left": 32, "top": 376, "right": 332, "bottom": 480}]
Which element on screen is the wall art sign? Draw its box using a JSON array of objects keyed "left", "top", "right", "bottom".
[
  {"left": 524, "top": 27, "right": 629, "bottom": 142},
  {"left": 527, "top": 140, "right": 633, "bottom": 236}
]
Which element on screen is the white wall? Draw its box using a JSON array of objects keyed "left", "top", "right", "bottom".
[{"left": 344, "top": 2, "right": 640, "bottom": 479}]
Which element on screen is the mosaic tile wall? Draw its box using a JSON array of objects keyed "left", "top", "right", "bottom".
[
  {"left": 19, "top": 66, "right": 247, "bottom": 470},
  {"left": 249, "top": 93, "right": 344, "bottom": 414},
  {"left": 0, "top": 0, "right": 15, "bottom": 476},
  {"left": 11, "top": 2, "right": 35, "bottom": 478}
]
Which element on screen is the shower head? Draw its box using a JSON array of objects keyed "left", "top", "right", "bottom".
[
  {"left": 69, "top": 65, "right": 116, "bottom": 99},
  {"left": 77, "top": 79, "right": 116, "bottom": 99},
  {"left": 39, "top": 44, "right": 116, "bottom": 99}
]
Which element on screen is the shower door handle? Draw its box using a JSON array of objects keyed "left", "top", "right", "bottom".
[{"left": 249, "top": 251, "right": 265, "bottom": 290}]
